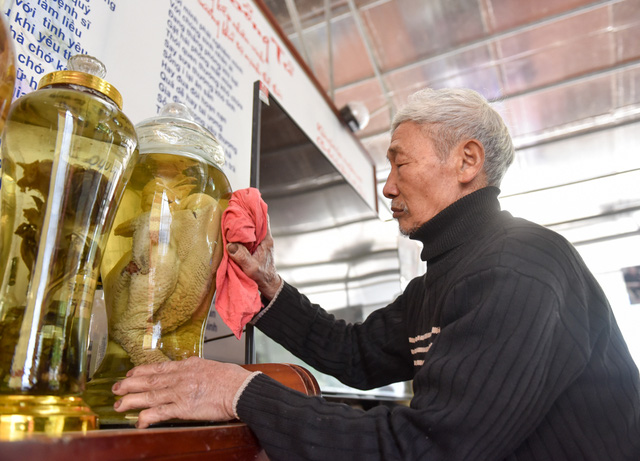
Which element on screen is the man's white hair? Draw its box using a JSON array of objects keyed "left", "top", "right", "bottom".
[{"left": 392, "top": 88, "right": 515, "bottom": 187}]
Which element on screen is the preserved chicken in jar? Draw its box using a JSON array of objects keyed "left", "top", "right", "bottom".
[{"left": 84, "top": 102, "right": 231, "bottom": 426}]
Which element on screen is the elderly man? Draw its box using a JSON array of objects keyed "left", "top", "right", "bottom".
[{"left": 113, "top": 88, "right": 640, "bottom": 460}]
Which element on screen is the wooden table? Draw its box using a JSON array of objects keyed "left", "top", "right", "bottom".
[
  {"left": 0, "top": 363, "right": 319, "bottom": 460},
  {"left": 1, "top": 423, "right": 268, "bottom": 460}
]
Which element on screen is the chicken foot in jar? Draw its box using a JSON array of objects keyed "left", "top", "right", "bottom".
[
  {"left": 153, "top": 194, "right": 223, "bottom": 360},
  {"left": 103, "top": 174, "right": 223, "bottom": 366}
]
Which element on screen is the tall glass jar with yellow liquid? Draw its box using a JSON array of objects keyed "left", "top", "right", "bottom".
[
  {"left": 0, "top": 13, "right": 16, "bottom": 197},
  {"left": 84, "top": 102, "right": 231, "bottom": 426},
  {"left": 0, "top": 13, "right": 15, "bottom": 132},
  {"left": 0, "top": 55, "right": 138, "bottom": 439}
]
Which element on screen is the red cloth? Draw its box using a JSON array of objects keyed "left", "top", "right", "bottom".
[{"left": 215, "top": 188, "right": 269, "bottom": 339}]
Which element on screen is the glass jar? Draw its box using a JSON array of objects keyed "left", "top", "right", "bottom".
[
  {"left": 0, "top": 55, "right": 138, "bottom": 438},
  {"left": 0, "top": 14, "right": 15, "bottom": 132},
  {"left": 84, "top": 102, "right": 231, "bottom": 426},
  {"left": 0, "top": 14, "right": 16, "bottom": 194}
]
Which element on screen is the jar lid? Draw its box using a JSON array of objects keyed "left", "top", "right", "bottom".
[
  {"left": 135, "top": 102, "right": 225, "bottom": 168},
  {"left": 38, "top": 55, "right": 123, "bottom": 109}
]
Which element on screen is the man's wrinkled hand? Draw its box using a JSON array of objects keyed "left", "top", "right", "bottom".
[
  {"left": 112, "top": 356, "right": 252, "bottom": 428},
  {"left": 227, "top": 221, "right": 281, "bottom": 300}
]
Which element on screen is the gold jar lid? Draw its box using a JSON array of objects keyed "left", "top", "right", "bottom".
[{"left": 38, "top": 54, "right": 123, "bottom": 109}]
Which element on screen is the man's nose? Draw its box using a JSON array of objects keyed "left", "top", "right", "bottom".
[{"left": 382, "top": 173, "right": 397, "bottom": 199}]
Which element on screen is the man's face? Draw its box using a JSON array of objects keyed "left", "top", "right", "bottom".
[{"left": 382, "top": 122, "right": 465, "bottom": 235}]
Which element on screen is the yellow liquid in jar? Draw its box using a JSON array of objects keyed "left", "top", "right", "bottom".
[
  {"left": 85, "top": 152, "right": 231, "bottom": 425},
  {"left": 0, "top": 87, "right": 138, "bottom": 395}
]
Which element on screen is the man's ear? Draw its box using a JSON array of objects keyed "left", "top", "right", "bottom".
[{"left": 457, "top": 139, "right": 485, "bottom": 184}]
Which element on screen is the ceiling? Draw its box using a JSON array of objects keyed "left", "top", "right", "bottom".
[{"left": 259, "top": 0, "right": 640, "bottom": 253}]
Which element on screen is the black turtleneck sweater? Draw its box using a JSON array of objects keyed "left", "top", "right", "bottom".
[{"left": 237, "top": 187, "right": 640, "bottom": 460}]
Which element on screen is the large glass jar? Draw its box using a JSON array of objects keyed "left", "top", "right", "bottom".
[
  {"left": 84, "top": 102, "right": 231, "bottom": 426},
  {"left": 0, "top": 14, "right": 16, "bottom": 192},
  {"left": 0, "top": 14, "right": 15, "bottom": 132},
  {"left": 0, "top": 55, "right": 138, "bottom": 438}
]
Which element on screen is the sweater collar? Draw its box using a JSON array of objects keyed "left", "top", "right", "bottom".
[{"left": 409, "top": 186, "right": 502, "bottom": 262}]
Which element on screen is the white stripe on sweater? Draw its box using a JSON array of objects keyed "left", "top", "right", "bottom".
[
  {"left": 409, "top": 327, "right": 441, "bottom": 343},
  {"left": 411, "top": 345, "right": 433, "bottom": 355}
]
